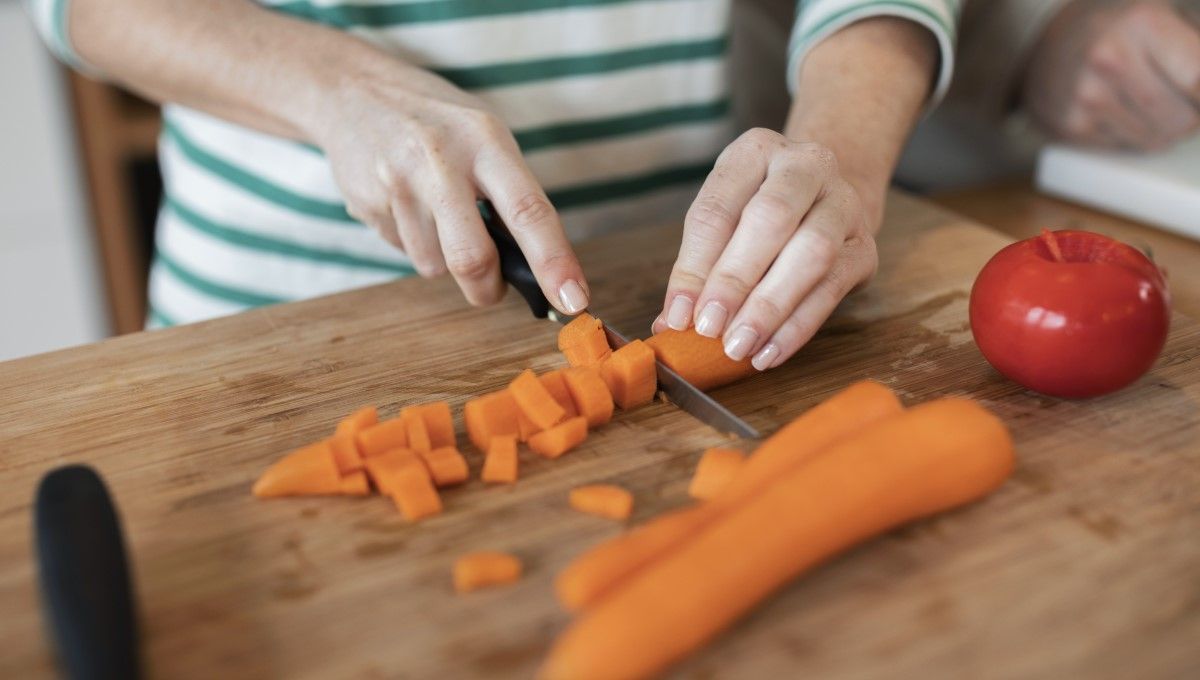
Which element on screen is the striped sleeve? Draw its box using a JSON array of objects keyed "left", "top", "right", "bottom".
[
  {"left": 23, "top": 0, "right": 85, "bottom": 68},
  {"left": 787, "top": 0, "right": 961, "bottom": 109}
]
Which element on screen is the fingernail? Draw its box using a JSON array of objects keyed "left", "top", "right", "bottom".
[
  {"left": 752, "top": 343, "right": 780, "bottom": 371},
  {"left": 723, "top": 326, "right": 758, "bottom": 361},
  {"left": 558, "top": 279, "right": 589, "bottom": 315},
  {"left": 694, "top": 302, "right": 727, "bottom": 338},
  {"left": 651, "top": 315, "right": 665, "bottom": 334},
  {"left": 665, "top": 295, "right": 694, "bottom": 331}
]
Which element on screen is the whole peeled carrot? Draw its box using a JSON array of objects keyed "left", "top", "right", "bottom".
[
  {"left": 540, "top": 398, "right": 1015, "bottom": 680},
  {"left": 556, "top": 380, "right": 901, "bottom": 611}
]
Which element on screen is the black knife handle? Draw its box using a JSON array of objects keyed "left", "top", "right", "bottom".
[
  {"left": 35, "top": 465, "right": 140, "bottom": 680},
  {"left": 479, "top": 200, "right": 551, "bottom": 319}
]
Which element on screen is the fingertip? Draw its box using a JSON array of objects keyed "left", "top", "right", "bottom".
[{"left": 557, "top": 279, "right": 589, "bottom": 315}]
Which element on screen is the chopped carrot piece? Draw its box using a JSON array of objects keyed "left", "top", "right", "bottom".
[
  {"left": 356, "top": 418, "right": 408, "bottom": 458},
  {"left": 330, "top": 432, "right": 364, "bottom": 475},
  {"left": 563, "top": 367, "right": 614, "bottom": 428},
  {"left": 338, "top": 470, "right": 371, "bottom": 496},
  {"left": 644, "top": 328, "right": 755, "bottom": 391},
  {"left": 600, "top": 340, "right": 657, "bottom": 410},
  {"left": 405, "top": 412, "right": 432, "bottom": 454},
  {"left": 558, "top": 313, "right": 612, "bottom": 367},
  {"left": 401, "top": 401, "right": 455, "bottom": 449},
  {"left": 688, "top": 447, "right": 747, "bottom": 500},
  {"left": 335, "top": 406, "right": 378, "bottom": 437},
  {"left": 482, "top": 435, "right": 519, "bottom": 484},
  {"left": 541, "top": 370, "right": 580, "bottom": 417},
  {"left": 253, "top": 440, "right": 342, "bottom": 497},
  {"left": 390, "top": 465, "right": 443, "bottom": 522},
  {"left": 510, "top": 369, "right": 566, "bottom": 431},
  {"left": 517, "top": 409, "right": 539, "bottom": 442},
  {"left": 454, "top": 551, "right": 523, "bottom": 593},
  {"left": 569, "top": 484, "right": 633, "bottom": 521},
  {"left": 420, "top": 446, "right": 470, "bottom": 487},
  {"left": 363, "top": 448, "right": 420, "bottom": 495},
  {"left": 528, "top": 416, "right": 588, "bottom": 459},
  {"left": 464, "top": 390, "right": 521, "bottom": 452}
]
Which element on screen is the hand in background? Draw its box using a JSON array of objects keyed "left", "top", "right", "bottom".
[{"left": 1024, "top": 0, "right": 1200, "bottom": 151}]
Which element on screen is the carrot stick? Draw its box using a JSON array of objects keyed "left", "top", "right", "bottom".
[
  {"left": 528, "top": 416, "right": 588, "bottom": 459},
  {"left": 558, "top": 313, "right": 612, "bottom": 367},
  {"left": 556, "top": 380, "right": 902, "bottom": 611},
  {"left": 644, "top": 328, "right": 755, "bottom": 391},
  {"left": 687, "top": 448, "right": 746, "bottom": 501},
  {"left": 464, "top": 390, "right": 521, "bottom": 452},
  {"left": 510, "top": 369, "right": 567, "bottom": 430},
  {"left": 569, "top": 484, "right": 634, "bottom": 521},
  {"left": 482, "top": 435, "right": 519, "bottom": 484},
  {"left": 599, "top": 340, "right": 657, "bottom": 410},
  {"left": 454, "top": 551, "right": 523, "bottom": 593},
  {"left": 419, "top": 446, "right": 470, "bottom": 487},
  {"left": 356, "top": 418, "right": 408, "bottom": 458},
  {"left": 335, "top": 406, "right": 378, "bottom": 437},
  {"left": 252, "top": 440, "right": 342, "bottom": 497},
  {"left": 540, "top": 398, "right": 1015, "bottom": 680},
  {"left": 338, "top": 470, "right": 371, "bottom": 496},
  {"left": 563, "top": 367, "right": 614, "bottom": 428},
  {"left": 401, "top": 402, "right": 455, "bottom": 449}
]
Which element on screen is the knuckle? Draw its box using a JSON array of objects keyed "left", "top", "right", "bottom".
[
  {"left": 712, "top": 268, "right": 756, "bottom": 297},
  {"left": 743, "top": 294, "right": 787, "bottom": 325},
  {"left": 1086, "top": 41, "right": 1122, "bottom": 75},
  {"left": 800, "top": 142, "right": 838, "bottom": 176},
  {"left": 742, "top": 193, "right": 796, "bottom": 231},
  {"left": 802, "top": 230, "right": 840, "bottom": 269},
  {"left": 445, "top": 246, "right": 498, "bottom": 281},
  {"left": 508, "top": 192, "right": 556, "bottom": 229},
  {"left": 466, "top": 108, "right": 510, "bottom": 141},
  {"left": 737, "top": 127, "right": 783, "bottom": 152},
  {"left": 686, "top": 197, "right": 738, "bottom": 240}
]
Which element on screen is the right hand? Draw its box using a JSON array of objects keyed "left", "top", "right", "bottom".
[{"left": 309, "top": 60, "right": 590, "bottom": 314}]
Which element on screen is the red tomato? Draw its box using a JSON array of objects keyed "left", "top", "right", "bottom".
[{"left": 969, "top": 229, "right": 1170, "bottom": 398}]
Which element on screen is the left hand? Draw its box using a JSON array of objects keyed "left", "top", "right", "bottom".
[{"left": 653, "top": 128, "right": 878, "bottom": 371}]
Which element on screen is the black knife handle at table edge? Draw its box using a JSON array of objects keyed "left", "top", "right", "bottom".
[
  {"left": 35, "top": 465, "right": 141, "bottom": 680},
  {"left": 479, "top": 200, "right": 551, "bottom": 319}
]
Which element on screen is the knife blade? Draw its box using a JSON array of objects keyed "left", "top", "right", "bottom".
[{"left": 481, "top": 200, "right": 760, "bottom": 439}]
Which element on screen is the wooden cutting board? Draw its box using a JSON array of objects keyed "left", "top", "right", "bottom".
[{"left": 1, "top": 192, "right": 1196, "bottom": 679}]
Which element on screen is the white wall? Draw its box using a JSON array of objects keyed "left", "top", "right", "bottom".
[{"left": 0, "top": 3, "right": 106, "bottom": 361}]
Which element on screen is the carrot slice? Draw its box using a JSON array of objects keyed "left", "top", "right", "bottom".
[
  {"left": 405, "top": 411, "right": 432, "bottom": 454},
  {"left": 363, "top": 448, "right": 420, "bottom": 496},
  {"left": 541, "top": 370, "right": 580, "bottom": 417},
  {"left": 539, "top": 398, "right": 1014, "bottom": 680},
  {"left": 335, "top": 406, "right": 379, "bottom": 437},
  {"left": 555, "top": 380, "right": 902, "bottom": 612},
  {"left": 687, "top": 447, "right": 746, "bottom": 501},
  {"left": 338, "top": 470, "right": 371, "bottom": 496},
  {"left": 390, "top": 466, "right": 443, "bottom": 522},
  {"left": 562, "top": 367, "right": 613, "bottom": 428},
  {"left": 464, "top": 390, "right": 521, "bottom": 452},
  {"left": 329, "top": 432, "right": 364, "bottom": 475},
  {"left": 528, "top": 416, "right": 588, "bottom": 459},
  {"left": 517, "top": 409, "right": 539, "bottom": 442},
  {"left": 253, "top": 440, "right": 342, "bottom": 497},
  {"left": 482, "top": 435, "right": 519, "bottom": 484},
  {"left": 454, "top": 551, "right": 523, "bottom": 593},
  {"left": 558, "top": 313, "right": 612, "bottom": 367},
  {"left": 644, "top": 328, "right": 755, "bottom": 391},
  {"left": 599, "top": 340, "right": 657, "bottom": 410},
  {"left": 510, "top": 369, "right": 567, "bottom": 431},
  {"left": 356, "top": 418, "right": 408, "bottom": 458},
  {"left": 569, "top": 484, "right": 633, "bottom": 521},
  {"left": 420, "top": 446, "right": 470, "bottom": 487},
  {"left": 401, "top": 402, "right": 455, "bottom": 449}
]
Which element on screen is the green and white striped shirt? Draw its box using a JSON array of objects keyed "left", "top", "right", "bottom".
[{"left": 28, "top": 0, "right": 960, "bottom": 328}]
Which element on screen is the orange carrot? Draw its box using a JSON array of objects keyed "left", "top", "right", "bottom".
[
  {"left": 510, "top": 369, "right": 567, "bottom": 430},
  {"left": 330, "top": 432, "right": 364, "bottom": 475},
  {"left": 405, "top": 411, "right": 432, "bottom": 454},
  {"left": 687, "top": 448, "right": 746, "bottom": 501},
  {"left": 558, "top": 313, "right": 612, "bottom": 367},
  {"left": 599, "top": 340, "right": 657, "bottom": 410},
  {"left": 556, "top": 380, "right": 902, "bottom": 612},
  {"left": 454, "top": 551, "right": 523, "bottom": 593},
  {"left": 401, "top": 401, "right": 455, "bottom": 449},
  {"left": 569, "top": 484, "right": 634, "bottom": 520},
  {"left": 644, "top": 328, "right": 755, "bottom": 391},
  {"left": 420, "top": 446, "right": 470, "bottom": 487},
  {"left": 482, "top": 435, "right": 519, "bottom": 484},
  {"left": 464, "top": 390, "right": 521, "bottom": 452},
  {"left": 335, "top": 406, "right": 378, "bottom": 437},
  {"left": 528, "top": 416, "right": 588, "bottom": 459},
  {"left": 541, "top": 370, "right": 580, "bottom": 418},
  {"left": 563, "top": 367, "right": 614, "bottom": 428},
  {"left": 253, "top": 440, "right": 342, "bottom": 497},
  {"left": 390, "top": 464, "right": 443, "bottom": 522},
  {"left": 540, "top": 398, "right": 1015, "bottom": 680},
  {"left": 338, "top": 470, "right": 371, "bottom": 496},
  {"left": 356, "top": 418, "right": 408, "bottom": 458},
  {"left": 363, "top": 448, "right": 420, "bottom": 496}
]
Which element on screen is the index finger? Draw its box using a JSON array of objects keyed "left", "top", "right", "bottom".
[
  {"left": 1143, "top": 8, "right": 1200, "bottom": 107},
  {"left": 474, "top": 150, "right": 590, "bottom": 316}
]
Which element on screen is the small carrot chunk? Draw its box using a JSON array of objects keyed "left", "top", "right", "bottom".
[
  {"left": 569, "top": 484, "right": 633, "bottom": 520},
  {"left": 528, "top": 416, "right": 589, "bottom": 459},
  {"left": 482, "top": 435, "right": 519, "bottom": 484},
  {"left": 541, "top": 370, "right": 580, "bottom": 417},
  {"left": 563, "top": 366, "right": 614, "bottom": 428},
  {"left": 356, "top": 418, "right": 408, "bottom": 458},
  {"left": 558, "top": 313, "right": 612, "bottom": 367},
  {"left": 645, "top": 328, "right": 755, "bottom": 391},
  {"left": 454, "top": 551, "right": 523, "bottom": 593},
  {"left": 405, "top": 412, "right": 432, "bottom": 454},
  {"left": 335, "top": 406, "right": 379, "bottom": 437},
  {"left": 363, "top": 448, "right": 420, "bottom": 495},
  {"left": 401, "top": 401, "right": 455, "bottom": 449},
  {"left": 600, "top": 340, "right": 657, "bottom": 410},
  {"left": 510, "top": 369, "right": 566, "bottom": 431},
  {"left": 253, "top": 440, "right": 342, "bottom": 497},
  {"left": 329, "top": 432, "right": 364, "bottom": 475},
  {"left": 464, "top": 390, "right": 521, "bottom": 452},
  {"left": 688, "top": 447, "right": 747, "bottom": 501},
  {"left": 338, "top": 470, "right": 371, "bottom": 496},
  {"left": 390, "top": 467, "right": 443, "bottom": 522},
  {"left": 420, "top": 446, "right": 470, "bottom": 487}
]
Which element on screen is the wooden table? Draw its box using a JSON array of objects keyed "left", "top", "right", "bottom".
[{"left": 1, "top": 192, "right": 1197, "bottom": 679}]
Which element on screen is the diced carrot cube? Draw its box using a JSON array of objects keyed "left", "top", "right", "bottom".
[
  {"left": 454, "top": 551, "right": 522, "bottom": 593},
  {"left": 510, "top": 369, "right": 566, "bottom": 430},
  {"left": 569, "top": 484, "right": 633, "bottom": 520},
  {"left": 356, "top": 418, "right": 408, "bottom": 458},
  {"left": 528, "top": 416, "right": 588, "bottom": 459},
  {"left": 482, "top": 435, "right": 518, "bottom": 484},
  {"left": 563, "top": 366, "right": 614, "bottom": 428},
  {"left": 687, "top": 447, "right": 747, "bottom": 501},
  {"left": 420, "top": 446, "right": 470, "bottom": 487}
]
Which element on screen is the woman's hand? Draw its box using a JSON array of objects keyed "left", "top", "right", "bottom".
[
  {"left": 653, "top": 128, "right": 878, "bottom": 371},
  {"left": 311, "top": 60, "right": 590, "bottom": 313}
]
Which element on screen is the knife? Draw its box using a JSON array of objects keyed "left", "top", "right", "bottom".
[{"left": 480, "top": 200, "right": 760, "bottom": 439}]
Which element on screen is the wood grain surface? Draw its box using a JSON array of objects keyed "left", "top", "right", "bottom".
[{"left": 1, "top": 192, "right": 1197, "bottom": 679}]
